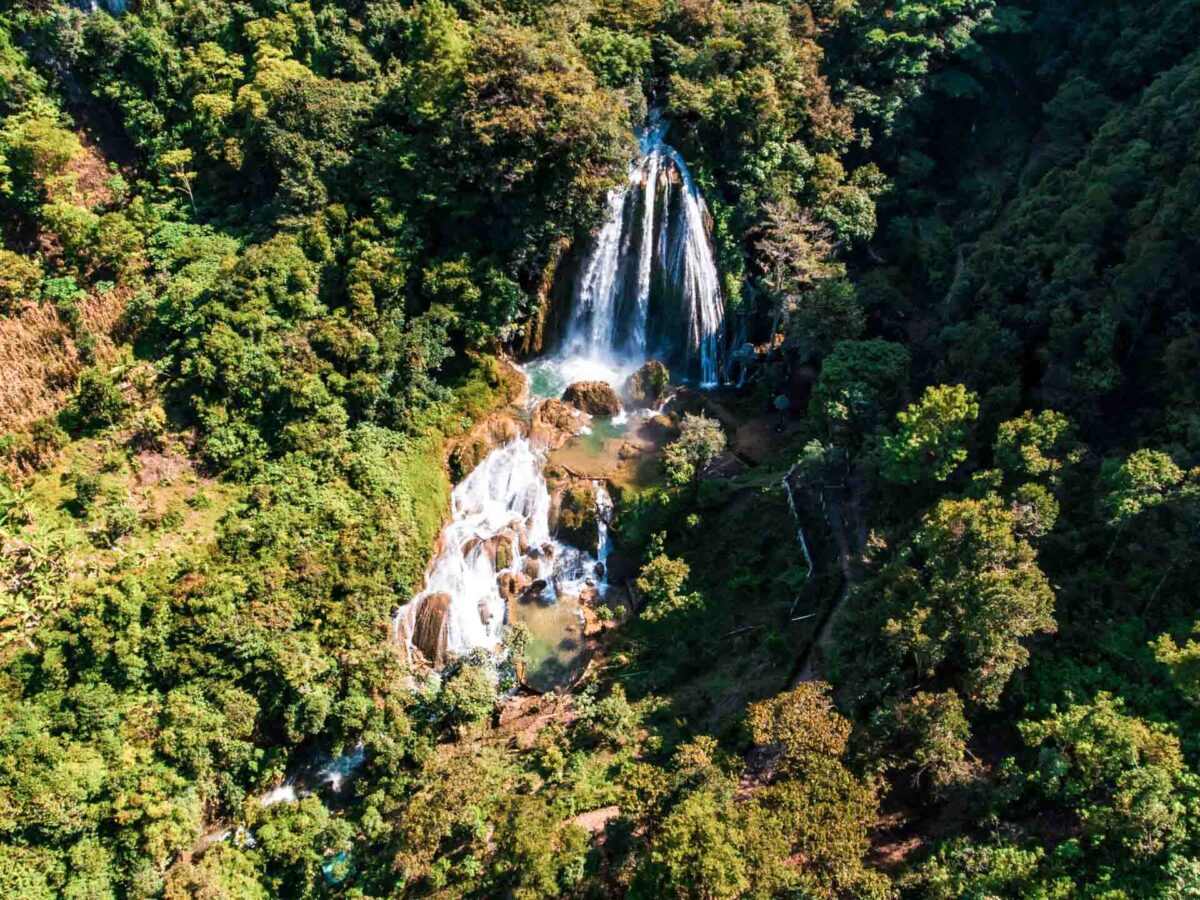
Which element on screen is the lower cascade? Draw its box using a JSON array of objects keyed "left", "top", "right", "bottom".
[
  {"left": 394, "top": 117, "right": 722, "bottom": 684},
  {"left": 395, "top": 439, "right": 554, "bottom": 663}
]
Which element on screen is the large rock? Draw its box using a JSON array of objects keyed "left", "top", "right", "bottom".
[
  {"left": 463, "top": 531, "right": 519, "bottom": 570},
  {"left": 553, "top": 482, "right": 599, "bottom": 553},
  {"left": 498, "top": 571, "right": 532, "bottom": 607},
  {"left": 448, "top": 413, "right": 522, "bottom": 481},
  {"left": 410, "top": 593, "right": 452, "bottom": 667},
  {"left": 562, "top": 381, "right": 621, "bottom": 417},
  {"left": 532, "top": 398, "right": 587, "bottom": 450},
  {"left": 623, "top": 360, "right": 670, "bottom": 406}
]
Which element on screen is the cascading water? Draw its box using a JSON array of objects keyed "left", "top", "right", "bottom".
[
  {"left": 394, "top": 439, "right": 553, "bottom": 660},
  {"left": 395, "top": 116, "right": 722, "bottom": 680},
  {"left": 560, "top": 118, "right": 725, "bottom": 387},
  {"left": 392, "top": 428, "right": 605, "bottom": 686}
]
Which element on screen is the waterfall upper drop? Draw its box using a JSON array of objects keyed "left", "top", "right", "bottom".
[{"left": 561, "top": 119, "right": 725, "bottom": 387}]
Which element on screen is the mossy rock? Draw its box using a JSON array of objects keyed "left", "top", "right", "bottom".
[
  {"left": 555, "top": 483, "right": 599, "bottom": 553},
  {"left": 496, "top": 538, "right": 513, "bottom": 570},
  {"left": 449, "top": 437, "right": 489, "bottom": 482},
  {"left": 623, "top": 360, "right": 670, "bottom": 406}
]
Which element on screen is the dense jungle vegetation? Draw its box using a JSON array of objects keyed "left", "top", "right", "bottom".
[{"left": 1, "top": 0, "right": 1199, "bottom": 896}]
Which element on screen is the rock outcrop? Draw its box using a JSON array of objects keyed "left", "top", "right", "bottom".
[
  {"left": 531, "top": 398, "right": 588, "bottom": 450},
  {"left": 447, "top": 413, "right": 522, "bottom": 481},
  {"left": 498, "top": 571, "right": 532, "bottom": 606},
  {"left": 552, "top": 482, "right": 599, "bottom": 553},
  {"left": 409, "top": 593, "right": 452, "bottom": 667},
  {"left": 623, "top": 360, "right": 670, "bottom": 406},
  {"left": 562, "top": 381, "right": 621, "bottom": 417}
]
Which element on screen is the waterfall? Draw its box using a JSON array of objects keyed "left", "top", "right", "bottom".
[
  {"left": 396, "top": 117, "right": 725, "bottom": 674},
  {"left": 595, "top": 482, "right": 613, "bottom": 571},
  {"left": 259, "top": 743, "right": 366, "bottom": 807},
  {"left": 395, "top": 439, "right": 553, "bottom": 660},
  {"left": 393, "top": 427, "right": 619, "bottom": 672},
  {"left": 561, "top": 119, "right": 725, "bottom": 386}
]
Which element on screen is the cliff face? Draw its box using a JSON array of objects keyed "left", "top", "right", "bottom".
[{"left": 514, "top": 237, "right": 579, "bottom": 359}]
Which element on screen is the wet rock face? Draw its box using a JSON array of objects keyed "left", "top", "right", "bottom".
[
  {"left": 562, "top": 381, "right": 621, "bottom": 417},
  {"left": 532, "top": 398, "right": 587, "bottom": 450},
  {"left": 410, "top": 593, "right": 452, "bottom": 667},
  {"left": 623, "top": 360, "right": 670, "bottom": 406},
  {"left": 553, "top": 482, "right": 599, "bottom": 554},
  {"left": 447, "top": 414, "right": 523, "bottom": 481},
  {"left": 497, "top": 571, "right": 532, "bottom": 607}
]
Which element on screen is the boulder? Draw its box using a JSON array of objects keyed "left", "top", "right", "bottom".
[
  {"left": 522, "top": 579, "right": 549, "bottom": 601},
  {"left": 449, "top": 438, "right": 490, "bottom": 483},
  {"left": 623, "top": 360, "right": 670, "bottom": 406},
  {"left": 495, "top": 532, "right": 516, "bottom": 570},
  {"left": 410, "top": 593, "right": 452, "bottom": 667},
  {"left": 553, "top": 483, "right": 599, "bottom": 553},
  {"left": 463, "top": 536, "right": 497, "bottom": 566},
  {"left": 532, "top": 398, "right": 588, "bottom": 450},
  {"left": 639, "top": 412, "right": 680, "bottom": 444},
  {"left": 448, "top": 414, "right": 522, "bottom": 481},
  {"left": 498, "top": 571, "right": 532, "bottom": 605},
  {"left": 562, "top": 381, "right": 621, "bottom": 417}
]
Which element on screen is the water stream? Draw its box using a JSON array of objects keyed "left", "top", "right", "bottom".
[{"left": 393, "top": 118, "right": 723, "bottom": 688}]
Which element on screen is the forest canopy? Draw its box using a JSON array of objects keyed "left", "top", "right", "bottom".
[{"left": 1, "top": 0, "right": 1199, "bottom": 897}]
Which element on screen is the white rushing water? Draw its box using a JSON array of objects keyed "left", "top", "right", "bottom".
[
  {"left": 395, "top": 439, "right": 553, "bottom": 658},
  {"left": 392, "top": 428, "right": 616, "bottom": 667},
  {"left": 395, "top": 117, "right": 722, "bottom": 670},
  {"left": 259, "top": 743, "right": 366, "bottom": 807},
  {"left": 560, "top": 118, "right": 725, "bottom": 386}
]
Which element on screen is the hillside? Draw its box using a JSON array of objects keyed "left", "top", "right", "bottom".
[{"left": 1, "top": 0, "right": 1198, "bottom": 897}]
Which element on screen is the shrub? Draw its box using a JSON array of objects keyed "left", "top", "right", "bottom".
[{"left": 71, "top": 368, "right": 127, "bottom": 433}]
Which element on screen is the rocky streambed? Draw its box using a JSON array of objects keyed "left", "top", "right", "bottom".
[{"left": 393, "top": 360, "right": 672, "bottom": 693}]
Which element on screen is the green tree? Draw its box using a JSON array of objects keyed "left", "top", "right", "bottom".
[
  {"left": 0, "top": 101, "right": 81, "bottom": 209},
  {"left": 844, "top": 494, "right": 1055, "bottom": 707},
  {"left": 663, "top": 413, "right": 727, "bottom": 486},
  {"left": 636, "top": 534, "right": 703, "bottom": 623},
  {"left": 743, "top": 683, "right": 891, "bottom": 898},
  {"left": 71, "top": 368, "right": 127, "bottom": 433},
  {"left": 994, "top": 409, "right": 1077, "bottom": 483},
  {"left": 789, "top": 277, "right": 866, "bottom": 361},
  {"left": 0, "top": 249, "right": 42, "bottom": 312},
  {"left": 1103, "top": 449, "right": 1192, "bottom": 523},
  {"left": 1019, "top": 693, "right": 1200, "bottom": 860},
  {"left": 888, "top": 690, "right": 972, "bottom": 794},
  {"left": 811, "top": 339, "right": 910, "bottom": 445},
  {"left": 641, "top": 780, "right": 749, "bottom": 900},
  {"left": 747, "top": 682, "right": 851, "bottom": 770},
  {"left": 881, "top": 383, "right": 979, "bottom": 484},
  {"left": 439, "top": 658, "right": 497, "bottom": 729},
  {"left": 1152, "top": 625, "right": 1200, "bottom": 703}
]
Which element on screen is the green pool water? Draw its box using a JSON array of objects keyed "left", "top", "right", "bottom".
[
  {"left": 577, "top": 417, "right": 631, "bottom": 455},
  {"left": 510, "top": 594, "right": 588, "bottom": 693}
]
